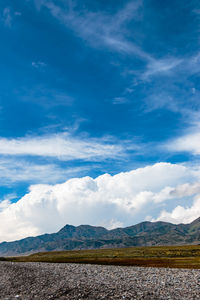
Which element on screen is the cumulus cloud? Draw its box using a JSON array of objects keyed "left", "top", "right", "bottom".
[
  {"left": 0, "top": 132, "right": 128, "bottom": 161},
  {"left": 154, "top": 194, "right": 200, "bottom": 225},
  {"left": 152, "top": 181, "right": 200, "bottom": 224},
  {"left": 0, "top": 162, "right": 199, "bottom": 242}
]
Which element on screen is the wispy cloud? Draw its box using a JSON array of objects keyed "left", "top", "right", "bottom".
[
  {"left": 0, "top": 132, "right": 134, "bottom": 161},
  {"left": 143, "top": 57, "right": 182, "bottom": 80},
  {"left": 112, "top": 97, "right": 129, "bottom": 105},
  {"left": 40, "top": 0, "right": 144, "bottom": 55},
  {"left": 143, "top": 93, "right": 178, "bottom": 113},
  {"left": 126, "top": 50, "right": 200, "bottom": 116},
  {"left": 2, "top": 7, "right": 12, "bottom": 27},
  {"left": 0, "top": 157, "right": 88, "bottom": 186},
  {"left": 35, "top": 0, "right": 156, "bottom": 62},
  {"left": 19, "top": 86, "right": 74, "bottom": 108},
  {"left": 2, "top": 6, "right": 22, "bottom": 28},
  {"left": 34, "top": 0, "right": 184, "bottom": 81},
  {"left": 31, "top": 0, "right": 200, "bottom": 121},
  {"left": 31, "top": 61, "right": 47, "bottom": 68},
  {"left": 144, "top": 51, "right": 200, "bottom": 80},
  {"left": 165, "top": 124, "right": 200, "bottom": 156},
  {"left": 14, "top": 11, "right": 22, "bottom": 16}
]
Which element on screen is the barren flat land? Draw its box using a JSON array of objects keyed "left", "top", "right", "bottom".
[{"left": 0, "top": 261, "right": 199, "bottom": 300}]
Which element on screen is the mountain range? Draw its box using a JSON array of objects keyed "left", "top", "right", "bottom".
[{"left": 0, "top": 217, "right": 200, "bottom": 256}]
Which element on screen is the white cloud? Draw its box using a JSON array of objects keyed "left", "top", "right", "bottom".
[
  {"left": 152, "top": 182, "right": 200, "bottom": 223},
  {"left": 154, "top": 197, "right": 200, "bottom": 225},
  {"left": 0, "top": 162, "right": 199, "bottom": 242},
  {"left": 0, "top": 194, "right": 17, "bottom": 213},
  {"left": 0, "top": 132, "right": 128, "bottom": 161},
  {"left": 143, "top": 57, "right": 182, "bottom": 80},
  {"left": 0, "top": 158, "right": 87, "bottom": 186},
  {"left": 183, "top": 52, "right": 200, "bottom": 75},
  {"left": 37, "top": 0, "right": 177, "bottom": 70},
  {"left": 165, "top": 126, "right": 200, "bottom": 155},
  {"left": 0, "top": 200, "right": 11, "bottom": 212},
  {"left": 39, "top": 0, "right": 144, "bottom": 56},
  {"left": 34, "top": 0, "right": 183, "bottom": 81},
  {"left": 102, "top": 219, "right": 124, "bottom": 230}
]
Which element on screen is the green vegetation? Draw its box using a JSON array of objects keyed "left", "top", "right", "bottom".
[
  {"left": 1, "top": 218, "right": 200, "bottom": 256},
  {"left": 2, "top": 245, "right": 200, "bottom": 269}
]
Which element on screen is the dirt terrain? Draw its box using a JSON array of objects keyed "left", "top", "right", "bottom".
[{"left": 0, "top": 261, "right": 199, "bottom": 299}]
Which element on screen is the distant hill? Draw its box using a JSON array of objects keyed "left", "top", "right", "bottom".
[{"left": 0, "top": 217, "right": 199, "bottom": 256}]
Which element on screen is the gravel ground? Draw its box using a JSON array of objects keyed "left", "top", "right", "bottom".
[{"left": 0, "top": 262, "right": 199, "bottom": 300}]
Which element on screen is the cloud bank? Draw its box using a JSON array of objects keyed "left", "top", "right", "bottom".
[{"left": 0, "top": 162, "right": 200, "bottom": 242}]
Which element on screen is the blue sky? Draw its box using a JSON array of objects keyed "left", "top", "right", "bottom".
[{"left": 1, "top": 0, "right": 200, "bottom": 241}]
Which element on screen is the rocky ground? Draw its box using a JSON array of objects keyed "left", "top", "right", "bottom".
[{"left": 0, "top": 262, "right": 199, "bottom": 299}]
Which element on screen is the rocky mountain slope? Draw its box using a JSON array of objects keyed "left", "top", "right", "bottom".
[{"left": 0, "top": 217, "right": 199, "bottom": 256}]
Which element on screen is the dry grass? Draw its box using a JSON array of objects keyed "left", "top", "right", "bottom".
[{"left": 3, "top": 245, "right": 200, "bottom": 269}]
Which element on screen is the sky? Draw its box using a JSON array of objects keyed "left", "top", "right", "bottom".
[{"left": 0, "top": 0, "right": 200, "bottom": 242}]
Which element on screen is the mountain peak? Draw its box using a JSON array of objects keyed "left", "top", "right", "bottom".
[
  {"left": 190, "top": 217, "right": 200, "bottom": 225},
  {"left": 0, "top": 217, "right": 199, "bottom": 256},
  {"left": 58, "top": 224, "right": 76, "bottom": 235}
]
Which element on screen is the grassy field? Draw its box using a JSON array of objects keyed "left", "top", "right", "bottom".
[
  {"left": 1, "top": 245, "right": 200, "bottom": 269},
  {"left": 0, "top": 245, "right": 200, "bottom": 269}
]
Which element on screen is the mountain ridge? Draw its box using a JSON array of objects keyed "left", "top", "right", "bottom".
[{"left": 0, "top": 218, "right": 199, "bottom": 256}]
